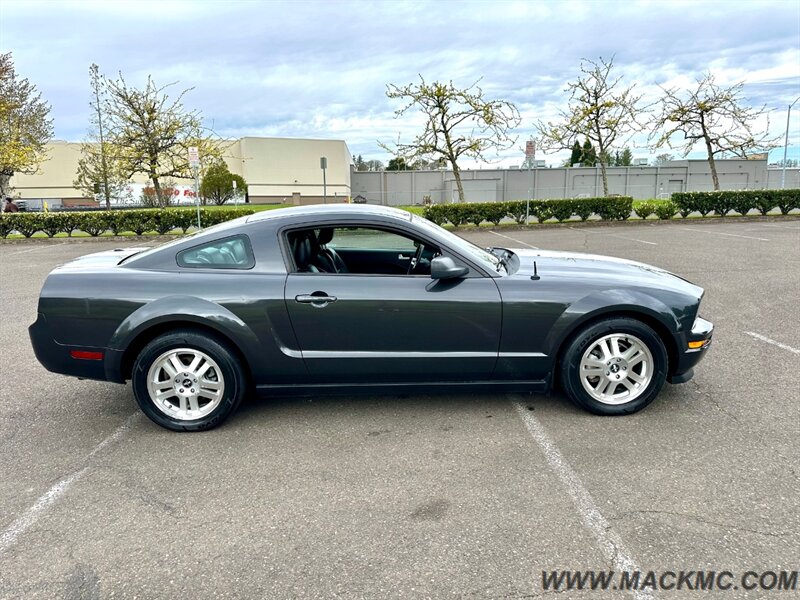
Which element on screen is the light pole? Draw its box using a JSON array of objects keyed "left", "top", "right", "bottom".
[
  {"left": 320, "top": 157, "right": 328, "bottom": 204},
  {"left": 781, "top": 95, "right": 800, "bottom": 189}
]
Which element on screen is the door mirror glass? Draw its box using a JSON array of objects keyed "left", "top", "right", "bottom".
[{"left": 430, "top": 256, "right": 469, "bottom": 280}]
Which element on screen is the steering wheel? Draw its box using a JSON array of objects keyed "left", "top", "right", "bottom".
[{"left": 407, "top": 242, "right": 425, "bottom": 275}]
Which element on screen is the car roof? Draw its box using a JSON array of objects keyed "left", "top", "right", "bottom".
[{"left": 245, "top": 204, "right": 413, "bottom": 224}]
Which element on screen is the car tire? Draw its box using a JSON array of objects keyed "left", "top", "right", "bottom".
[
  {"left": 132, "top": 329, "right": 247, "bottom": 431},
  {"left": 560, "top": 317, "right": 668, "bottom": 415}
]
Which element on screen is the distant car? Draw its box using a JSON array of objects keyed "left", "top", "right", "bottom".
[{"left": 29, "top": 205, "right": 712, "bottom": 431}]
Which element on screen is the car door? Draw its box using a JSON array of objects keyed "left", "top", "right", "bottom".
[{"left": 283, "top": 224, "right": 502, "bottom": 383}]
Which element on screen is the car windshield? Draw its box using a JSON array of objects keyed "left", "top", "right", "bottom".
[{"left": 410, "top": 214, "right": 502, "bottom": 271}]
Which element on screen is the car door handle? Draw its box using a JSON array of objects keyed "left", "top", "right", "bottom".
[
  {"left": 398, "top": 254, "right": 411, "bottom": 260},
  {"left": 295, "top": 294, "right": 338, "bottom": 305}
]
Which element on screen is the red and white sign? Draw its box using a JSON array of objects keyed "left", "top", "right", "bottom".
[{"left": 525, "top": 140, "right": 536, "bottom": 157}]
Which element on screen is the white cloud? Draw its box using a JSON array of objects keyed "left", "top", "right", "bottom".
[{"left": 2, "top": 0, "right": 798, "bottom": 165}]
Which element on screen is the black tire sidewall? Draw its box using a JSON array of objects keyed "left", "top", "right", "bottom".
[
  {"left": 132, "top": 330, "right": 246, "bottom": 431},
  {"left": 560, "top": 318, "right": 668, "bottom": 415}
]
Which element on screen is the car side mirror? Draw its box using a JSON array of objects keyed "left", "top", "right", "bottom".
[{"left": 430, "top": 256, "right": 469, "bottom": 280}]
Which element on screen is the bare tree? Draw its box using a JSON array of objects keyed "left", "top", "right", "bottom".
[
  {"left": 103, "top": 72, "right": 221, "bottom": 206},
  {"left": 536, "top": 57, "right": 643, "bottom": 196},
  {"left": 74, "top": 64, "right": 128, "bottom": 208},
  {"left": 0, "top": 52, "right": 53, "bottom": 202},
  {"left": 649, "top": 73, "right": 777, "bottom": 190},
  {"left": 384, "top": 76, "right": 520, "bottom": 202},
  {"left": 653, "top": 153, "right": 674, "bottom": 166}
]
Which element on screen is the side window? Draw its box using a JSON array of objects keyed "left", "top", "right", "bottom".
[
  {"left": 328, "top": 227, "right": 417, "bottom": 252},
  {"left": 177, "top": 235, "right": 254, "bottom": 269},
  {"left": 287, "top": 226, "right": 440, "bottom": 276}
]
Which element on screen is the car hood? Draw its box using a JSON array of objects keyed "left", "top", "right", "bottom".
[
  {"left": 510, "top": 248, "right": 703, "bottom": 297},
  {"left": 55, "top": 247, "right": 151, "bottom": 270}
]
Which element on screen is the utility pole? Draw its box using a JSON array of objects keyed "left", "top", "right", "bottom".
[{"left": 781, "top": 96, "right": 800, "bottom": 189}]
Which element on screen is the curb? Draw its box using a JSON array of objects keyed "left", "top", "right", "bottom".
[{"left": 0, "top": 235, "right": 180, "bottom": 246}]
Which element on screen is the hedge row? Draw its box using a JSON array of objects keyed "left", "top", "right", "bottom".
[
  {"left": 0, "top": 207, "right": 256, "bottom": 239},
  {"left": 671, "top": 189, "right": 800, "bottom": 217},
  {"left": 423, "top": 197, "right": 635, "bottom": 226}
]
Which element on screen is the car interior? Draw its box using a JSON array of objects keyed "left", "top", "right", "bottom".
[
  {"left": 287, "top": 227, "right": 441, "bottom": 276},
  {"left": 178, "top": 237, "right": 251, "bottom": 267}
]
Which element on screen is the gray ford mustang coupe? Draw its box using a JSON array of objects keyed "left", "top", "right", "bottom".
[{"left": 30, "top": 205, "right": 713, "bottom": 431}]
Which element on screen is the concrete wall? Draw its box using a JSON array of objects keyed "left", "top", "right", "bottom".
[
  {"left": 9, "top": 136, "right": 352, "bottom": 205},
  {"left": 351, "top": 159, "right": 796, "bottom": 205}
]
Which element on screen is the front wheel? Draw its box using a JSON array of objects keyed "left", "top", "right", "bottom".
[
  {"left": 132, "top": 330, "right": 247, "bottom": 431},
  {"left": 560, "top": 318, "right": 668, "bottom": 415}
]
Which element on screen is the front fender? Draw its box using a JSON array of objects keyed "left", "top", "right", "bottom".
[
  {"left": 104, "top": 295, "right": 262, "bottom": 382},
  {"left": 544, "top": 288, "right": 681, "bottom": 358}
]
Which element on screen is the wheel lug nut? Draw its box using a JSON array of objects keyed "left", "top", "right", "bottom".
[
  {"left": 190, "top": 388, "right": 195, "bottom": 393},
  {"left": 179, "top": 388, "right": 184, "bottom": 393},
  {"left": 616, "top": 375, "right": 620, "bottom": 379},
  {"left": 605, "top": 371, "right": 610, "bottom": 376}
]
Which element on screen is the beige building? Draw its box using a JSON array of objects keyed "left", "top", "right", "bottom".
[{"left": 10, "top": 136, "right": 352, "bottom": 207}]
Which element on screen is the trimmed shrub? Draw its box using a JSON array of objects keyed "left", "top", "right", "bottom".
[
  {"left": 775, "top": 189, "right": 800, "bottom": 215},
  {"left": 172, "top": 210, "right": 199, "bottom": 233},
  {"left": 422, "top": 204, "right": 447, "bottom": 225},
  {"left": 151, "top": 210, "right": 178, "bottom": 235},
  {"left": 654, "top": 201, "right": 678, "bottom": 220},
  {"left": 483, "top": 202, "right": 509, "bottom": 226},
  {"left": 633, "top": 201, "right": 657, "bottom": 219},
  {"left": 0, "top": 215, "right": 12, "bottom": 239},
  {"left": 593, "top": 197, "right": 633, "bottom": 221},
  {"left": 38, "top": 214, "right": 65, "bottom": 237},
  {"left": 83, "top": 212, "right": 113, "bottom": 236},
  {"left": 12, "top": 213, "right": 42, "bottom": 237},
  {"left": 572, "top": 199, "right": 594, "bottom": 221},
  {"left": 548, "top": 200, "right": 574, "bottom": 223},
  {"left": 529, "top": 201, "right": 552, "bottom": 224},
  {"left": 672, "top": 190, "right": 800, "bottom": 217},
  {"left": 505, "top": 201, "right": 529, "bottom": 224}
]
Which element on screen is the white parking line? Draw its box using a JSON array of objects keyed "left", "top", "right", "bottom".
[
  {"left": 744, "top": 332, "right": 800, "bottom": 355},
  {"left": 7, "top": 242, "right": 69, "bottom": 255},
  {"left": 0, "top": 413, "right": 138, "bottom": 554},
  {"left": 677, "top": 227, "right": 769, "bottom": 241},
  {"left": 488, "top": 230, "right": 539, "bottom": 249},
  {"left": 568, "top": 227, "right": 657, "bottom": 246},
  {"left": 511, "top": 399, "right": 654, "bottom": 600}
]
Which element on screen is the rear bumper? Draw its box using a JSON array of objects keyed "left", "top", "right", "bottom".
[
  {"left": 668, "top": 316, "right": 713, "bottom": 384},
  {"left": 29, "top": 313, "right": 109, "bottom": 382}
]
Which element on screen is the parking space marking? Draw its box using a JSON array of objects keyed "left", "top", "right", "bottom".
[
  {"left": 744, "top": 331, "right": 800, "bottom": 355},
  {"left": 677, "top": 227, "right": 769, "bottom": 241},
  {"left": 0, "top": 413, "right": 138, "bottom": 554},
  {"left": 511, "top": 399, "right": 654, "bottom": 600},
  {"left": 7, "top": 242, "right": 69, "bottom": 255},
  {"left": 568, "top": 227, "right": 657, "bottom": 246},
  {"left": 488, "top": 230, "right": 539, "bottom": 249}
]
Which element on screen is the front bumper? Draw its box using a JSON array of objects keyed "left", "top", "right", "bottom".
[{"left": 667, "top": 316, "right": 713, "bottom": 384}]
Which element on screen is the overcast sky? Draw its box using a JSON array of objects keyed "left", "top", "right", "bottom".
[{"left": 2, "top": 0, "right": 799, "bottom": 167}]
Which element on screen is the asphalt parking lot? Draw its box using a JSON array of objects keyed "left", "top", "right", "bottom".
[{"left": 0, "top": 218, "right": 798, "bottom": 599}]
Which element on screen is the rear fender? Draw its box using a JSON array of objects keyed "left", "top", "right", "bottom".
[{"left": 104, "top": 295, "right": 261, "bottom": 382}]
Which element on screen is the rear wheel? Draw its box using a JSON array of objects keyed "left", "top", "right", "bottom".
[
  {"left": 132, "top": 330, "right": 246, "bottom": 431},
  {"left": 560, "top": 317, "right": 667, "bottom": 415}
]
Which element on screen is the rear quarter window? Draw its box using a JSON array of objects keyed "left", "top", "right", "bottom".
[{"left": 177, "top": 235, "right": 255, "bottom": 269}]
